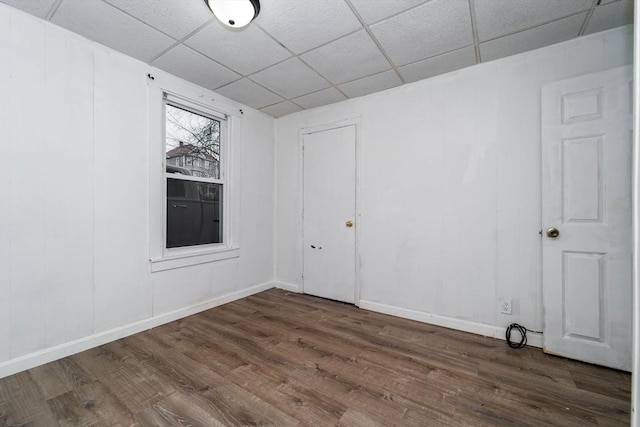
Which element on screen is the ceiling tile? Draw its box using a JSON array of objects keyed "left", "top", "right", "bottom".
[
  {"left": 371, "top": 0, "right": 474, "bottom": 66},
  {"left": 250, "top": 58, "right": 330, "bottom": 99},
  {"left": 399, "top": 46, "right": 477, "bottom": 83},
  {"left": 474, "top": 0, "right": 592, "bottom": 42},
  {"left": 348, "top": 0, "right": 428, "bottom": 25},
  {"left": 185, "top": 21, "right": 291, "bottom": 76},
  {"left": 584, "top": 0, "right": 633, "bottom": 35},
  {"left": 152, "top": 45, "right": 240, "bottom": 90},
  {"left": 301, "top": 30, "right": 390, "bottom": 85},
  {"left": 50, "top": 0, "right": 175, "bottom": 63},
  {"left": 103, "top": 0, "right": 212, "bottom": 40},
  {"left": 255, "top": 0, "right": 361, "bottom": 54},
  {"left": 215, "top": 78, "right": 284, "bottom": 109},
  {"left": 480, "top": 13, "right": 587, "bottom": 62},
  {"left": 338, "top": 70, "right": 402, "bottom": 98},
  {"left": 1, "top": 0, "right": 55, "bottom": 18},
  {"left": 291, "top": 88, "right": 347, "bottom": 110},
  {"left": 260, "top": 101, "right": 302, "bottom": 118}
]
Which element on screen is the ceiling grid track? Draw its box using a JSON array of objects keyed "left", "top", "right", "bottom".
[
  {"left": 468, "top": 0, "right": 482, "bottom": 63},
  {"left": 344, "top": 0, "right": 406, "bottom": 84},
  {"left": 578, "top": 0, "right": 603, "bottom": 36},
  {"left": 44, "top": 0, "right": 63, "bottom": 20},
  {"left": 147, "top": 20, "right": 214, "bottom": 65}
]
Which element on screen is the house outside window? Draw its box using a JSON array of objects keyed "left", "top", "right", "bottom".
[{"left": 167, "top": 144, "right": 218, "bottom": 178}]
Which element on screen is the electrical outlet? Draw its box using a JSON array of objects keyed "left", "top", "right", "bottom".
[{"left": 500, "top": 297, "right": 512, "bottom": 315}]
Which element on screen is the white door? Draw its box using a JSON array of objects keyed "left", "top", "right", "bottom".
[
  {"left": 541, "top": 66, "right": 632, "bottom": 371},
  {"left": 303, "top": 125, "right": 356, "bottom": 303}
]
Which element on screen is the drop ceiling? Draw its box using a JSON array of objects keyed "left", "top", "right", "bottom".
[{"left": 1, "top": 0, "right": 634, "bottom": 117}]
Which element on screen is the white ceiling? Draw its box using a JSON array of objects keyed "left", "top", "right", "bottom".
[{"left": 1, "top": 0, "right": 634, "bottom": 117}]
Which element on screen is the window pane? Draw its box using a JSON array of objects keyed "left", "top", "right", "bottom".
[
  {"left": 166, "top": 177, "right": 223, "bottom": 248},
  {"left": 167, "top": 177, "right": 186, "bottom": 198},
  {"left": 166, "top": 104, "right": 220, "bottom": 179}
]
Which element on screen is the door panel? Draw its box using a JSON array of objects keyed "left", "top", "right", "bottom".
[
  {"left": 541, "top": 66, "right": 632, "bottom": 371},
  {"left": 562, "top": 251, "right": 604, "bottom": 342},
  {"left": 562, "top": 137, "right": 601, "bottom": 222},
  {"left": 303, "top": 125, "right": 356, "bottom": 303}
]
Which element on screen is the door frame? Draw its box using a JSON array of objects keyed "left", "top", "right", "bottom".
[{"left": 297, "top": 117, "right": 362, "bottom": 305}]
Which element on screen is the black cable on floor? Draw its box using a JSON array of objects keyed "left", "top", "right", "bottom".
[{"left": 505, "top": 323, "right": 543, "bottom": 349}]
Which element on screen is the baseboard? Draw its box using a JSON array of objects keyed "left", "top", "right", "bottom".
[
  {"left": 358, "top": 300, "right": 543, "bottom": 349},
  {"left": 0, "top": 281, "right": 275, "bottom": 379},
  {"left": 274, "top": 281, "right": 301, "bottom": 293}
]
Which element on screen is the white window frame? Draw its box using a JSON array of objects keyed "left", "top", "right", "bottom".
[{"left": 148, "top": 72, "right": 241, "bottom": 272}]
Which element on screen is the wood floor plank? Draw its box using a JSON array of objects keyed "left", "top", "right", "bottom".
[
  {"left": 337, "top": 407, "right": 393, "bottom": 427},
  {"left": 152, "top": 321, "right": 348, "bottom": 425},
  {"left": 69, "top": 340, "right": 131, "bottom": 379},
  {"left": 29, "top": 357, "right": 95, "bottom": 400},
  {"left": 477, "top": 359, "right": 629, "bottom": 423},
  {"left": 134, "top": 390, "right": 227, "bottom": 426},
  {"left": 0, "top": 371, "right": 57, "bottom": 426},
  {"left": 229, "top": 363, "right": 345, "bottom": 426},
  {"left": 571, "top": 368, "right": 632, "bottom": 400},
  {"left": 163, "top": 320, "right": 350, "bottom": 424},
  {"left": 47, "top": 380, "right": 135, "bottom": 426},
  {"left": 0, "top": 288, "right": 631, "bottom": 426},
  {"left": 100, "top": 362, "right": 175, "bottom": 414},
  {"left": 123, "top": 332, "right": 300, "bottom": 426}
]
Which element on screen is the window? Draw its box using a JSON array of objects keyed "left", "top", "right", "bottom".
[
  {"left": 148, "top": 72, "right": 240, "bottom": 272},
  {"left": 165, "top": 102, "right": 225, "bottom": 249}
]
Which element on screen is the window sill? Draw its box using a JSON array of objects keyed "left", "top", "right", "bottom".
[{"left": 150, "top": 246, "right": 239, "bottom": 272}]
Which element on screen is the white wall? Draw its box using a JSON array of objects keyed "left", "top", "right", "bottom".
[
  {"left": 274, "top": 26, "right": 633, "bottom": 340},
  {"left": 0, "top": 4, "right": 275, "bottom": 376}
]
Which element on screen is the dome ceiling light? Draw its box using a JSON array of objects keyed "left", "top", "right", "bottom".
[{"left": 204, "top": 0, "right": 261, "bottom": 29}]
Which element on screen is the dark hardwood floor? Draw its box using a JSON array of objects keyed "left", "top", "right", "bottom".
[{"left": 0, "top": 289, "right": 631, "bottom": 426}]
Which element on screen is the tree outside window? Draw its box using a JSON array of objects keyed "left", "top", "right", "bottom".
[{"left": 166, "top": 104, "right": 220, "bottom": 179}]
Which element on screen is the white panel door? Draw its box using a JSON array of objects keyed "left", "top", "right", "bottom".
[
  {"left": 541, "top": 66, "right": 632, "bottom": 371},
  {"left": 303, "top": 125, "right": 356, "bottom": 303}
]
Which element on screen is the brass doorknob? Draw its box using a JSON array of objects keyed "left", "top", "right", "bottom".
[
  {"left": 345, "top": 220, "right": 354, "bottom": 228},
  {"left": 546, "top": 227, "right": 560, "bottom": 238}
]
